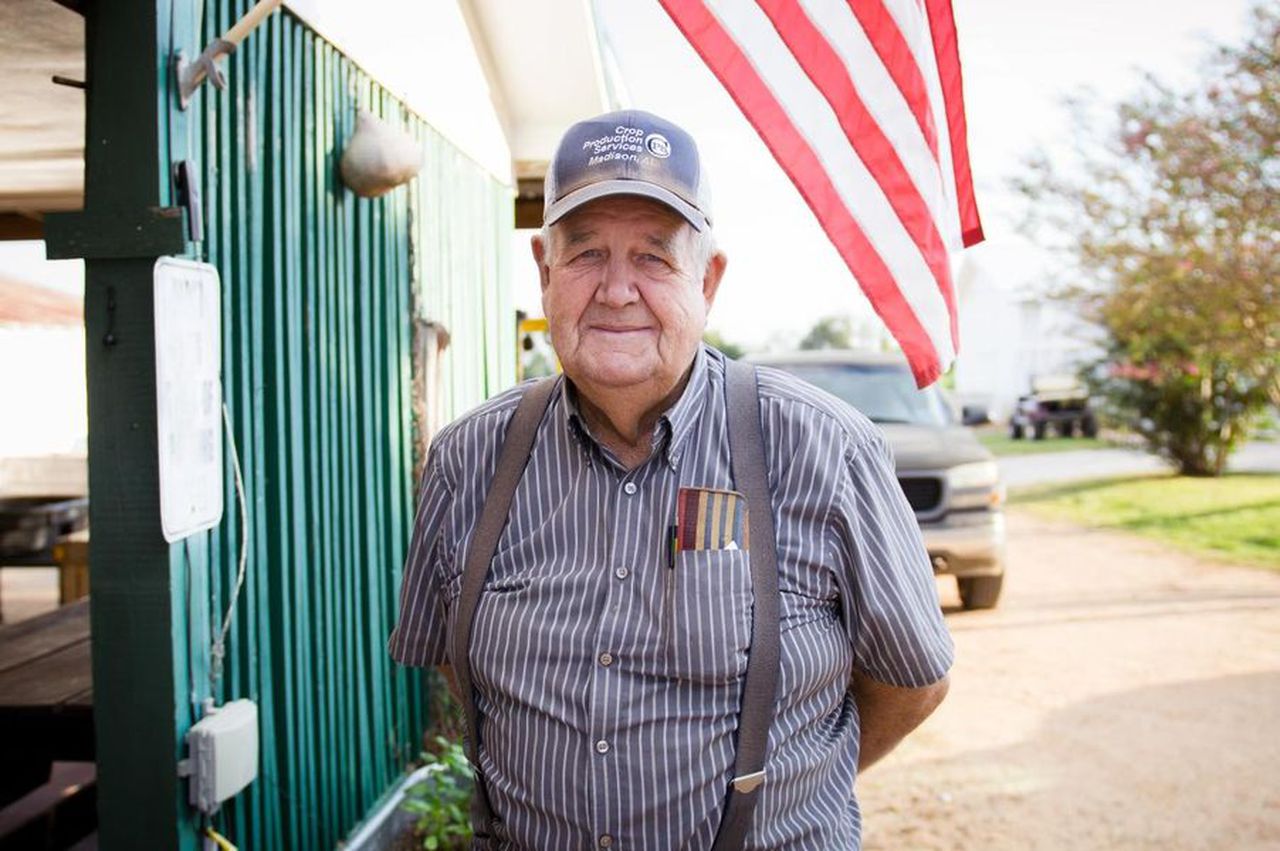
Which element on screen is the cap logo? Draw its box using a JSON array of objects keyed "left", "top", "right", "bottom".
[
  {"left": 580, "top": 125, "right": 648, "bottom": 167},
  {"left": 645, "top": 133, "right": 672, "bottom": 159}
]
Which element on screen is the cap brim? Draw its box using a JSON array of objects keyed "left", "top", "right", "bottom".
[{"left": 544, "top": 180, "right": 709, "bottom": 231}]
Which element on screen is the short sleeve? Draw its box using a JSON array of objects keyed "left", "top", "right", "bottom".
[
  {"left": 387, "top": 448, "right": 455, "bottom": 667},
  {"left": 830, "top": 434, "right": 954, "bottom": 687}
]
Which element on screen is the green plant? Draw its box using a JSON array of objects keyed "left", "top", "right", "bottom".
[{"left": 401, "top": 736, "right": 474, "bottom": 850}]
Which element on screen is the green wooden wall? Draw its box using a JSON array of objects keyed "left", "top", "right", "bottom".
[{"left": 176, "top": 5, "right": 513, "bottom": 848}]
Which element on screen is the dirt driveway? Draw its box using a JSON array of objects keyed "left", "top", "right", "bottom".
[{"left": 857, "top": 509, "right": 1280, "bottom": 850}]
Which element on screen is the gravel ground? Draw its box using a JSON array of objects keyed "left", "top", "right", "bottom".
[{"left": 857, "top": 509, "right": 1280, "bottom": 851}]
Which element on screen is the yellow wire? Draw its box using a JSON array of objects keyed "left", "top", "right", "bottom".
[{"left": 205, "top": 827, "right": 238, "bottom": 851}]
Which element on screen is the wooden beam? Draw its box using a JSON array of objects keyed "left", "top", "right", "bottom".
[
  {"left": 0, "top": 214, "right": 44, "bottom": 241},
  {"left": 514, "top": 176, "right": 544, "bottom": 229}
]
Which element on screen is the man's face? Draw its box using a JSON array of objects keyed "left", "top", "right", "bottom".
[{"left": 534, "top": 196, "right": 726, "bottom": 397}]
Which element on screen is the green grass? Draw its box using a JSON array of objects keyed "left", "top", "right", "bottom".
[
  {"left": 1009, "top": 473, "right": 1280, "bottom": 571},
  {"left": 977, "top": 430, "right": 1118, "bottom": 456}
]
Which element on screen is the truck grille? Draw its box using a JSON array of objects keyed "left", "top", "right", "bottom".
[{"left": 898, "top": 476, "right": 943, "bottom": 514}]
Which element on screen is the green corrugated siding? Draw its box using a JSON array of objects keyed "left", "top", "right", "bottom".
[{"left": 182, "top": 5, "right": 513, "bottom": 848}]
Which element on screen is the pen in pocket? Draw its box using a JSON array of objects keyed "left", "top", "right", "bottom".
[{"left": 667, "top": 524, "right": 677, "bottom": 569}]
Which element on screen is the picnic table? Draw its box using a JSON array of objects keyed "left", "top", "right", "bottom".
[
  {"left": 0, "top": 599, "right": 94, "bottom": 807},
  {"left": 0, "top": 497, "right": 91, "bottom": 622}
]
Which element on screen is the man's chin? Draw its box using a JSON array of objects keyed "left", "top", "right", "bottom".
[
  {"left": 566, "top": 353, "right": 659, "bottom": 390},
  {"left": 575, "top": 365, "right": 654, "bottom": 389}
]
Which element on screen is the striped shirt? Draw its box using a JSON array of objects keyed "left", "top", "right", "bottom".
[{"left": 388, "top": 345, "right": 953, "bottom": 850}]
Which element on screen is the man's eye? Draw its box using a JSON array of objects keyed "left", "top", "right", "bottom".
[
  {"left": 638, "top": 253, "right": 670, "bottom": 266},
  {"left": 569, "top": 249, "right": 604, "bottom": 263}
]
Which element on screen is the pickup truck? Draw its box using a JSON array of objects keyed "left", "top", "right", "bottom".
[{"left": 750, "top": 350, "right": 1006, "bottom": 609}]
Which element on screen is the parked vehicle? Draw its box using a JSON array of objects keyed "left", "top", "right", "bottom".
[
  {"left": 1009, "top": 375, "right": 1098, "bottom": 440},
  {"left": 750, "top": 350, "right": 1006, "bottom": 609}
]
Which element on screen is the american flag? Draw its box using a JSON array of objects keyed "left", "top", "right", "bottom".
[{"left": 659, "top": 0, "right": 984, "bottom": 387}]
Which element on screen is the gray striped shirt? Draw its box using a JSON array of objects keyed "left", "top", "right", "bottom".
[{"left": 389, "top": 345, "right": 953, "bottom": 850}]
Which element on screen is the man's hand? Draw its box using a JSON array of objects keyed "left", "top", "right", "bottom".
[{"left": 852, "top": 670, "right": 949, "bottom": 772}]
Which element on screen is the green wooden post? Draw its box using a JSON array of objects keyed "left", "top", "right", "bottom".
[{"left": 45, "top": 1, "right": 200, "bottom": 849}]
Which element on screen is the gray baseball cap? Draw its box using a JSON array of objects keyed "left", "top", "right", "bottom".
[{"left": 543, "top": 109, "right": 713, "bottom": 231}]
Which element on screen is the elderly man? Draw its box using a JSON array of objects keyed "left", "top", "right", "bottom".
[{"left": 389, "top": 110, "right": 953, "bottom": 850}]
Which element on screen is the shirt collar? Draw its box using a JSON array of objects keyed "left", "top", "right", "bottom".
[{"left": 558, "top": 345, "right": 711, "bottom": 472}]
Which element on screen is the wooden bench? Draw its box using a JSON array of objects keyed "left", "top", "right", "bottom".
[{"left": 0, "top": 599, "right": 94, "bottom": 807}]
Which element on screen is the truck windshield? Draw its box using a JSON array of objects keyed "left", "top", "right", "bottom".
[{"left": 769, "top": 362, "right": 953, "bottom": 428}]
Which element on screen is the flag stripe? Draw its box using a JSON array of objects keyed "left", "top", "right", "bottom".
[
  {"left": 797, "top": 0, "right": 949, "bottom": 236},
  {"left": 924, "top": 0, "right": 983, "bottom": 246},
  {"left": 847, "top": 0, "right": 940, "bottom": 162},
  {"left": 884, "top": 0, "right": 965, "bottom": 251},
  {"left": 659, "top": 0, "right": 948, "bottom": 385},
  {"left": 758, "top": 0, "right": 958, "bottom": 353}
]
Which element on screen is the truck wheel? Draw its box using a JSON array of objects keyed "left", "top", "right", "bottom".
[
  {"left": 1010, "top": 423, "right": 1025, "bottom": 439},
  {"left": 958, "top": 575, "right": 1004, "bottom": 610},
  {"left": 1033, "top": 421, "right": 1047, "bottom": 440},
  {"left": 1058, "top": 420, "right": 1076, "bottom": 438},
  {"left": 1081, "top": 415, "right": 1098, "bottom": 438}
]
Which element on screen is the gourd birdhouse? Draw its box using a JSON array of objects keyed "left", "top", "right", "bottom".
[{"left": 339, "top": 109, "right": 424, "bottom": 198}]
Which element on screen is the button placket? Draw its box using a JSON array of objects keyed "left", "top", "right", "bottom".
[{"left": 589, "top": 469, "right": 646, "bottom": 851}]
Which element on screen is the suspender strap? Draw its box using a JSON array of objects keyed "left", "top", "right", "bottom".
[
  {"left": 451, "top": 376, "right": 558, "bottom": 840},
  {"left": 711, "top": 359, "right": 782, "bottom": 851}
]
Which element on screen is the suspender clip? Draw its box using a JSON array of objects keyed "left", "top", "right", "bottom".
[{"left": 731, "top": 770, "right": 766, "bottom": 793}]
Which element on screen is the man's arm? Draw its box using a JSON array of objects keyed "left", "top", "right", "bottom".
[{"left": 852, "top": 670, "right": 950, "bottom": 772}]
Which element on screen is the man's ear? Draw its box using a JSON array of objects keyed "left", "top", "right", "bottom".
[
  {"left": 702, "top": 251, "right": 728, "bottom": 310},
  {"left": 531, "top": 232, "right": 552, "bottom": 292}
]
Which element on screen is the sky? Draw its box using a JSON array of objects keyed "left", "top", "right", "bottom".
[{"left": 508, "top": 0, "right": 1257, "bottom": 351}]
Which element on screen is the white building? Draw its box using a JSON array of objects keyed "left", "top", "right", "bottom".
[{"left": 952, "top": 243, "right": 1104, "bottom": 422}]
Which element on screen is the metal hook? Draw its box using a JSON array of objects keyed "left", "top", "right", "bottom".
[
  {"left": 172, "top": 0, "right": 282, "bottom": 109},
  {"left": 174, "top": 39, "right": 236, "bottom": 109}
]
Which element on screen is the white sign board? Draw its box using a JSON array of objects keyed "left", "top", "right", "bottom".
[{"left": 155, "top": 257, "right": 224, "bottom": 543}]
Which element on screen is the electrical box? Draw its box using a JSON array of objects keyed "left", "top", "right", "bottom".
[{"left": 181, "top": 699, "right": 259, "bottom": 815}]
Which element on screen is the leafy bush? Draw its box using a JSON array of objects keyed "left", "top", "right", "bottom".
[
  {"left": 1087, "top": 350, "right": 1272, "bottom": 475},
  {"left": 400, "top": 736, "right": 474, "bottom": 851}
]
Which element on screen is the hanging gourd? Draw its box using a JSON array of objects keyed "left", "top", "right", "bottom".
[{"left": 339, "top": 109, "right": 424, "bottom": 198}]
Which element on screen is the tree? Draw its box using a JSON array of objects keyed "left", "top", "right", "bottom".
[
  {"left": 798, "top": 315, "right": 853, "bottom": 351},
  {"left": 703, "top": 328, "right": 747, "bottom": 359},
  {"left": 1017, "top": 5, "right": 1279, "bottom": 475}
]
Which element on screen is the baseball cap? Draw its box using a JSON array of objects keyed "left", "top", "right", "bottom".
[{"left": 543, "top": 109, "right": 713, "bottom": 231}]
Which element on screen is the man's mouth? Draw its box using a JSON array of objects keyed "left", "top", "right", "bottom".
[{"left": 590, "top": 325, "right": 650, "bottom": 335}]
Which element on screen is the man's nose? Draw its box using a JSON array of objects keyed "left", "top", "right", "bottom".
[{"left": 594, "top": 255, "right": 640, "bottom": 307}]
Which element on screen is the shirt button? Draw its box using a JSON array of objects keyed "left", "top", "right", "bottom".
[
  {"left": 622, "top": 481, "right": 637, "bottom": 495},
  {"left": 598, "top": 652, "right": 614, "bottom": 667},
  {"left": 614, "top": 566, "right": 630, "bottom": 580},
  {"left": 595, "top": 739, "right": 610, "bottom": 754},
  {"left": 599, "top": 835, "right": 614, "bottom": 848}
]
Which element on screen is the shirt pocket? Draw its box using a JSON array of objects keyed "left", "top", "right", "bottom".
[{"left": 666, "top": 548, "right": 753, "bottom": 684}]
